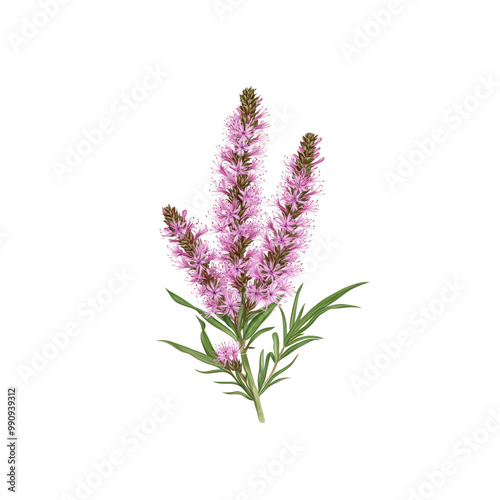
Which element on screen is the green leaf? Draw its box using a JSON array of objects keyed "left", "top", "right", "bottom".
[
  {"left": 200, "top": 329, "right": 215, "bottom": 357},
  {"left": 246, "top": 327, "right": 274, "bottom": 347},
  {"left": 286, "top": 282, "right": 366, "bottom": 340},
  {"left": 166, "top": 289, "right": 237, "bottom": 340},
  {"left": 205, "top": 316, "right": 238, "bottom": 340},
  {"left": 299, "top": 282, "right": 367, "bottom": 325},
  {"left": 297, "top": 304, "right": 305, "bottom": 321},
  {"left": 270, "top": 355, "right": 298, "bottom": 383},
  {"left": 195, "top": 368, "right": 225, "bottom": 375},
  {"left": 159, "top": 340, "right": 219, "bottom": 367},
  {"left": 236, "top": 292, "right": 246, "bottom": 334},
  {"left": 287, "top": 335, "right": 323, "bottom": 345},
  {"left": 282, "top": 338, "right": 320, "bottom": 359},
  {"left": 197, "top": 316, "right": 216, "bottom": 357},
  {"left": 279, "top": 307, "right": 288, "bottom": 339},
  {"left": 246, "top": 308, "right": 264, "bottom": 321},
  {"left": 258, "top": 351, "right": 274, "bottom": 390},
  {"left": 290, "top": 284, "right": 303, "bottom": 326},
  {"left": 196, "top": 317, "right": 206, "bottom": 331},
  {"left": 260, "top": 377, "right": 290, "bottom": 394},
  {"left": 244, "top": 303, "right": 277, "bottom": 339},
  {"left": 257, "top": 350, "right": 265, "bottom": 388},
  {"left": 260, "top": 356, "right": 299, "bottom": 394},
  {"left": 221, "top": 315, "right": 236, "bottom": 331},
  {"left": 166, "top": 289, "right": 200, "bottom": 311},
  {"left": 223, "top": 391, "right": 253, "bottom": 401},
  {"left": 234, "top": 371, "right": 254, "bottom": 400},
  {"left": 325, "top": 303, "right": 359, "bottom": 310},
  {"left": 272, "top": 332, "right": 280, "bottom": 360},
  {"left": 291, "top": 304, "right": 359, "bottom": 340},
  {"left": 214, "top": 380, "right": 239, "bottom": 385}
]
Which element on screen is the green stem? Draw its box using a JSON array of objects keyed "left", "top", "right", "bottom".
[{"left": 240, "top": 350, "right": 265, "bottom": 423}]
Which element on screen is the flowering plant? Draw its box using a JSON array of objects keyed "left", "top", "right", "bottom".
[{"left": 159, "top": 88, "right": 366, "bottom": 422}]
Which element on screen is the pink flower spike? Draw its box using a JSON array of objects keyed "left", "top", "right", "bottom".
[{"left": 162, "top": 92, "right": 323, "bottom": 313}]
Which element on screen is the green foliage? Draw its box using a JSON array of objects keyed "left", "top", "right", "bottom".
[
  {"left": 161, "top": 282, "right": 367, "bottom": 418},
  {"left": 257, "top": 282, "right": 368, "bottom": 395},
  {"left": 246, "top": 327, "right": 274, "bottom": 348},
  {"left": 243, "top": 302, "right": 278, "bottom": 339}
]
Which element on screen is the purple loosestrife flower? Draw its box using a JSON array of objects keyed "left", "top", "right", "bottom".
[
  {"left": 210, "top": 88, "right": 269, "bottom": 312},
  {"left": 161, "top": 205, "right": 223, "bottom": 304},
  {"left": 248, "top": 133, "right": 324, "bottom": 307}
]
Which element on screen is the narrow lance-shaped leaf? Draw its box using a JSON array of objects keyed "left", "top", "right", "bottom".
[
  {"left": 205, "top": 315, "right": 238, "bottom": 340},
  {"left": 197, "top": 317, "right": 216, "bottom": 357},
  {"left": 166, "top": 289, "right": 200, "bottom": 311},
  {"left": 166, "top": 289, "right": 237, "bottom": 339},
  {"left": 298, "top": 282, "right": 367, "bottom": 326},
  {"left": 244, "top": 302, "right": 277, "bottom": 339},
  {"left": 282, "top": 337, "right": 320, "bottom": 359},
  {"left": 246, "top": 327, "right": 274, "bottom": 348},
  {"left": 158, "top": 340, "right": 219, "bottom": 367},
  {"left": 221, "top": 315, "right": 237, "bottom": 332},
  {"left": 260, "top": 355, "right": 299, "bottom": 394},
  {"left": 297, "top": 304, "right": 305, "bottom": 322},
  {"left": 260, "top": 377, "right": 290, "bottom": 395},
  {"left": 287, "top": 335, "right": 323, "bottom": 346},
  {"left": 268, "top": 355, "right": 298, "bottom": 386},
  {"left": 223, "top": 391, "right": 253, "bottom": 401},
  {"left": 290, "top": 284, "right": 303, "bottom": 327},
  {"left": 272, "top": 332, "right": 280, "bottom": 360},
  {"left": 279, "top": 307, "right": 287, "bottom": 340},
  {"left": 287, "top": 283, "right": 367, "bottom": 340},
  {"left": 258, "top": 352, "right": 274, "bottom": 390},
  {"left": 289, "top": 304, "right": 359, "bottom": 341},
  {"left": 196, "top": 368, "right": 226, "bottom": 375},
  {"left": 200, "top": 330, "right": 215, "bottom": 357},
  {"left": 257, "top": 350, "right": 265, "bottom": 389},
  {"left": 236, "top": 291, "right": 246, "bottom": 336},
  {"left": 234, "top": 370, "right": 254, "bottom": 400}
]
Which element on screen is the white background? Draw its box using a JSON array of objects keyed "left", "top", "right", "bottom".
[{"left": 1, "top": 1, "right": 500, "bottom": 499}]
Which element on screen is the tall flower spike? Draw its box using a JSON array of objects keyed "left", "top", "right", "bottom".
[
  {"left": 248, "top": 133, "right": 324, "bottom": 308},
  {"left": 161, "top": 205, "right": 223, "bottom": 307},
  {"left": 211, "top": 87, "right": 269, "bottom": 312}
]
